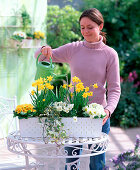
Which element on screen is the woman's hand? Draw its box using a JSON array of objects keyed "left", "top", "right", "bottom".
[
  {"left": 103, "top": 109, "right": 110, "bottom": 125},
  {"left": 41, "top": 46, "right": 52, "bottom": 59}
]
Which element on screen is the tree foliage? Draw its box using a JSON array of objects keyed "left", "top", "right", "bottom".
[{"left": 46, "top": 5, "right": 82, "bottom": 48}]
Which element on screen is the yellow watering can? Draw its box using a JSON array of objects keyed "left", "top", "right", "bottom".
[{"left": 35, "top": 53, "right": 66, "bottom": 80}]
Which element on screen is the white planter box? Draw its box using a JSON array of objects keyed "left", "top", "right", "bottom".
[
  {"left": 19, "top": 117, "right": 43, "bottom": 138},
  {"left": 19, "top": 117, "right": 103, "bottom": 138},
  {"left": 61, "top": 117, "right": 103, "bottom": 138}
]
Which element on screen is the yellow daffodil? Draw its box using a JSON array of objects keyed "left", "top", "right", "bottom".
[
  {"left": 93, "top": 83, "right": 98, "bottom": 88},
  {"left": 72, "top": 76, "right": 81, "bottom": 83},
  {"left": 47, "top": 75, "right": 53, "bottom": 82},
  {"left": 68, "top": 83, "right": 73, "bottom": 88},
  {"left": 82, "top": 92, "right": 88, "bottom": 98},
  {"left": 63, "top": 84, "right": 67, "bottom": 89},
  {"left": 76, "top": 82, "right": 84, "bottom": 91},
  {"left": 85, "top": 86, "right": 89, "bottom": 92},
  {"left": 31, "top": 90, "right": 35, "bottom": 95},
  {"left": 43, "top": 99, "right": 45, "bottom": 101},
  {"left": 88, "top": 91, "right": 93, "bottom": 96}
]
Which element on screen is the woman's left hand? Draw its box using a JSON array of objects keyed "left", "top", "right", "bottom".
[{"left": 103, "top": 109, "right": 110, "bottom": 125}]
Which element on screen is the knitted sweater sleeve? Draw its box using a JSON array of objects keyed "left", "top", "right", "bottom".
[
  {"left": 34, "top": 43, "right": 72, "bottom": 64},
  {"left": 104, "top": 48, "right": 121, "bottom": 114}
]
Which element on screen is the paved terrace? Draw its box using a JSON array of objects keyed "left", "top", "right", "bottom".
[{"left": 0, "top": 127, "right": 139, "bottom": 170}]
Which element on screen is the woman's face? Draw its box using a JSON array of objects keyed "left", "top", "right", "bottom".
[{"left": 80, "top": 17, "right": 103, "bottom": 43}]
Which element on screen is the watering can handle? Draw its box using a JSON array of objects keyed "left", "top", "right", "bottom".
[{"left": 36, "top": 53, "right": 53, "bottom": 67}]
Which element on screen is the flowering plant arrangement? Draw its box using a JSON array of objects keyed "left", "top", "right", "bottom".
[
  {"left": 14, "top": 76, "right": 106, "bottom": 142},
  {"left": 33, "top": 31, "right": 45, "bottom": 40},
  {"left": 11, "top": 31, "right": 26, "bottom": 42}
]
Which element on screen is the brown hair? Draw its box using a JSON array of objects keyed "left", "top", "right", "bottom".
[{"left": 79, "top": 8, "right": 106, "bottom": 44}]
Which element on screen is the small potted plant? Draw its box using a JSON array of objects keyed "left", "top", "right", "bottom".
[
  {"left": 33, "top": 31, "right": 45, "bottom": 47},
  {"left": 10, "top": 31, "right": 26, "bottom": 48}
]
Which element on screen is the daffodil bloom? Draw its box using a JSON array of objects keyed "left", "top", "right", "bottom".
[
  {"left": 31, "top": 90, "right": 35, "bottom": 95},
  {"left": 43, "top": 99, "right": 45, "bottom": 101},
  {"left": 76, "top": 82, "right": 84, "bottom": 91},
  {"left": 63, "top": 84, "right": 67, "bottom": 89},
  {"left": 82, "top": 92, "right": 88, "bottom": 98},
  {"left": 68, "top": 83, "right": 73, "bottom": 88},
  {"left": 85, "top": 86, "right": 89, "bottom": 92},
  {"left": 93, "top": 83, "right": 98, "bottom": 88},
  {"left": 47, "top": 84, "right": 54, "bottom": 90},
  {"left": 88, "top": 91, "right": 93, "bottom": 96},
  {"left": 72, "top": 76, "right": 81, "bottom": 83},
  {"left": 47, "top": 75, "right": 53, "bottom": 82},
  {"left": 76, "top": 88, "right": 81, "bottom": 92}
]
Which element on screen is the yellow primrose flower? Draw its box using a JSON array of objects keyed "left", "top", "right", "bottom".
[
  {"left": 47, "top": 75, "right": 53, "bottom": 82},
  {"left": 15, "top": 104, "right": 34, "bottom": 114},
  {"left": 43, "top": 99, "right": 45, "bottom": 101},
  {"left": 93, "top": 83, "right": 98, "bottom": 88},
  {"left": 72, "top": 76, "right": 81, "bottom": 83},
  {"left": 63, "top": 84, "right": 67, "bottom": 89}
]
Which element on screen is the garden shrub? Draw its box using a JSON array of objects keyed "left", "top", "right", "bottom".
[{"left": 111, "top": 71, "right": 140, "bottom": 128}]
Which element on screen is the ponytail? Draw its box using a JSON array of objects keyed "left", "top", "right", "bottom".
[{"left": 100, "top": 31, "right": 107, "bottom": 44}]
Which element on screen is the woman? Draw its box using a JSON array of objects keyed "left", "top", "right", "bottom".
[{"left": 35, "top": 8, "right": 121, "bottom": 170}]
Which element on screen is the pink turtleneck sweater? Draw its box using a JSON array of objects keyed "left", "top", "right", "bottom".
[{"left": 35, "top": 37, "right": 121, "bottom": 114}]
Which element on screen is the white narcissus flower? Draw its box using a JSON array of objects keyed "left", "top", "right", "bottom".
[
  {"left": 73, "top": 116, "right": 77, "bottom": 122},
  {"left": 56, "top": 106, "right": 62, "bottom": 112}
]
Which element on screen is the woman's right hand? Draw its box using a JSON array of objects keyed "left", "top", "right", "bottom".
[{"left": 41, "top": 46, "right": 52, "bottom": 59}]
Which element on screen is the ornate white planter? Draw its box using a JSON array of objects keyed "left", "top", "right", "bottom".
[{"left": 19, "top": 117, "right": 103, "bottom": 138}]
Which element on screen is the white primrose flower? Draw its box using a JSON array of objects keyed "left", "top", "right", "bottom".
[
  {"left": 73, "top": 116, "right": 77, "bottom": 122},
  {"left": 83, "top": 103, "right": 106, "bottom": 118}
]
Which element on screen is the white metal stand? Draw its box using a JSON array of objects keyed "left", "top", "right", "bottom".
[{"left": 7, "top": 131, "right": 109, "bottom": 170}]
